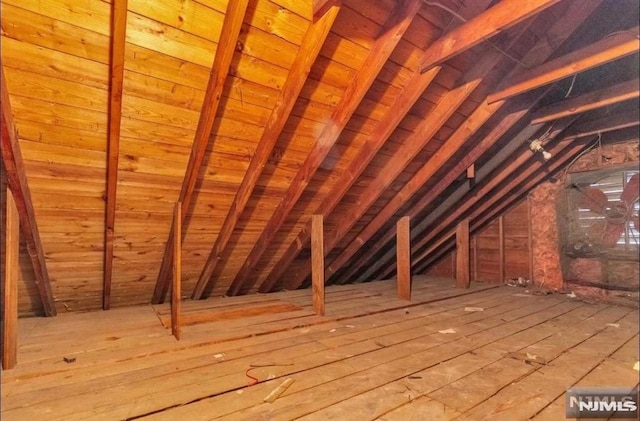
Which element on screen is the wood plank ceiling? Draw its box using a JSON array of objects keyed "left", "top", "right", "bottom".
[{"left": 0, "top": 0, "right": 638, "bottom": 314}]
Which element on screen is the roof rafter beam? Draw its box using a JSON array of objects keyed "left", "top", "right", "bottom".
[
  {"left": 103, "top": 0, "right": 128, "bottom": 311},
  {"left": 152, "top": 0, "right": 250, "bottom": 304},
  {"left": 324, "top": 0, "right": 600, "bottom": 286},
  {"left": 259, "top": 0, "right": 495, "bottom": 294},
  {"left": 225, "top": 0, "right": 423, "bottom": 297},
  {"left": 531, "top": 78, "right": 640, "bottom": 124},
  {"left": 413, "top": 138, "right": 595, "bottom": 275},
  {"left": 488, "top": 26, "right": 640, "bottom": 104},
  {"left": 190, "top": 4, "right": 341, "bottom": 300},
  {"left": 0, "top": 67, "right": 56, "bottom": 316},
  {"left": 419, "top": 0, "right": 562, "bottom": 73}
]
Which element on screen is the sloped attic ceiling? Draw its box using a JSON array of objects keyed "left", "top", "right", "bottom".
[{"left": 0, "top": 0, "right": 638, "bottom": 314}]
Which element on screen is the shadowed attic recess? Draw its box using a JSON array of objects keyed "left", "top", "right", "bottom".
[{"left": 0, "top": 0, "right": 639, "bottom": 315}]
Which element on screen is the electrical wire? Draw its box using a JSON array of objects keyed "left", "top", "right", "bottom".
[
  {"left": 422, "top": 0, "right": 532, "bottom": 69},
  {"left": 562, "top": 132, "right": 602, "bottom": 178}
]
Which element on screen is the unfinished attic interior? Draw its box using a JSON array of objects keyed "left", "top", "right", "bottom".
[{"left": 1, "top": 0, "right": 640, "bottom": 418}]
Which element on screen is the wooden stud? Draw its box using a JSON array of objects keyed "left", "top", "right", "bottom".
[
  {"left": 226, "top": 0, "right": 422, "bottom": 296},
  {"left": 456, "top": 219, "right": 470, "bottom": 288},
  {"left": 396, "top": 216, "right": 411, "bottom": 300},
  {"left": 420, "top": 0, "right": 561, "bottom": 72},
  {"left": 311, "top": 215, "right": 325, "bottom": 316},
  {"left": 191, "top": 5, "right": 340, "bottom": 300},
  {"left": 2, "top": 189, "right": 19, "bottom": 369},
  {"left": 153, "top": 0, "right": 250, "bottom": 304},
  {"left": 171, "top": 202, "right": 181, "bottom": 341},
  {"left": 498, "top": 215, "right": 505, "bottom": 283},
  {"left": 103, "top": 0, "right": 128, "bottom": 311},
  {"left": 0, "top": 67, "right": 56, "bottom": 316},
  {"left": 488, "top": 27, "right": 639, "bottom": 104},
  {"left": 326, "top": 0, "right": 599, "bottom": 286},
  {"left": 531, "top": 78, "right": 640, "bottom": 124}
]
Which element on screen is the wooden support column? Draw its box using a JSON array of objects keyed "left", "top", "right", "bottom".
[
  {"left": 456, "top": 219, "right": 470, "bottom": 289},
  {"left": 498, "top": 215, "right": 505, "bottom": 283},
  {"left": 2, "top": 189, "right": 19, "bottom": 369},
  {"left": 311, "top": 215, "right": 325, "bottom": 316},
  {"left": 396, "top": 216, "right": 411, "bottom": 300},
  {"left": 171, "top": 202, "right": 181, "bottom": 341}
]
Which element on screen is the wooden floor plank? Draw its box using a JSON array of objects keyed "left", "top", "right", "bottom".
[{"left": 1, "top": 278, "right": 636, "bottom": 421}]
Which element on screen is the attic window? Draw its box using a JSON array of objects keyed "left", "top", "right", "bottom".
[{"left": 567, "top": 169, "right": 639, "bottom": 255}]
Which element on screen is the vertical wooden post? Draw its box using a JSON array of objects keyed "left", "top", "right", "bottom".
[
  {"left": 396, "top": 216, "right": 411, "bottom": 300},
  {"left": 456, "top": 219, "right": 470, "bottom": 288},
  {"left": 171, "top": 202, "right": 181, "bottom": 340},
  {"left": 311, "top": 215, "right": 325, "bottom": 316},
  {"left": 2, "top": 189, "right": 19, "bottom": 369},
  {"left": 498, "top": 215, "right": 505, "bottom": 283},
  {"left": 472, "top": 237, "right": 478, "bottom": 282}
]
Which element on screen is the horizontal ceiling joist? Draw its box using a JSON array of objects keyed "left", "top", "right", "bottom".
[
  {"left": 420, "top": 0, "right": 561, "bottom": 73},
  {"left": 531, "top": 78, "right": 640, "bottom": 124},
  {"left": 488, "top": 26, "right": 640, "bottom": 104}
]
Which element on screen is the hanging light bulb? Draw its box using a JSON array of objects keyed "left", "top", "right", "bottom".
[{"left": 529, "top": 139, "right": 552, "bottom": 160}]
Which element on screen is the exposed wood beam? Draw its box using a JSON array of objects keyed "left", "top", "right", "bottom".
[
  {"left": 396, "top": 216, "right": 411, "bottom": 300},
  {"left": 455, "top": 219, "right": 470, "bottom": 288},
  {"left": 171, "top": 202, "right": 181, "bottom": 341},
  {"left": 190, "top": 6, "right": 340, "bottom": 300},
  {"left": 410, "top": 133, "right": 585, "bottom": 274},
  {"left": 284, "top": 30, "right": 528, "bottom": 291},
  {"left": 311, "top": 215, "right": 325, "bottom": 315},
  {"left": 152, "top": 0, "right": 249, "bottom": 304},
  {"left": 313, "top": 0, "right": 340, "bottom": 22},
  {"left": 531, "top": 78, "right": 640, "bottom": 124},
  {"left": 488, "top": 27, "right": 640, "bottom": 104},
  {"left": 259, "top": 0, "right": 494, "bottom": 294},
  {"left": 335, "top": 97, "right": 544, "bottom": 285},
  {"left": 1, "top": 67, "right": 56, "bottom": 316},
  {"left": 2, "top": 188, "right": 19, "bottom": 369},
  {"left": 329, "top": 0, "right": 598, "bottom": 286},
  {"left": 419, "top": 0, "right": 561, "bottom": 72},
  {"left": 103, "top": 0, "right": 128, "bottom": 311},
  {"left": 416, "top": 126, "right": 639, "bottom": 274},
  {"left": 226, "top": 0, "right": 422, "bottom": 296},
  {"left": 563, "top": 108, "right": 639, "bottom": 140},
  {"left": 414, "top": 139, "right": 591, "bottom": 274}
]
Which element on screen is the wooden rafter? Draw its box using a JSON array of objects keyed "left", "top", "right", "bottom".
[
  {"left": 281, "top": 15, "right": 538, "bottom": 291},
  {"left": 225, "top": 0, "right": 422, "bottom": 297},
  {"left": 531, "top": 78, "right": 640, "bottom": 124},
  {"left": 333, "top": 93, "right": 547, "bottom": 285},
  {"left": 152, "top": 0, "right": 250, "bottom": 304},
  {"left": 259, "top": 0, "right": 494, "bottom": 294},
  {"left": 413, "top": 138, "right": 593, "bottom": 274},
  {"left": 563, "top": 108, "right": 639, "bottom": 140},
  {"left": 190, "top": 5, "right": 341, "bottom": 300},
  {"left": 313, "top": 0, "right": 340, "bottom": 21},
  {"left": 0, "top": 67, "right": 56, "bottom": 316},
  {"left": 394, "top": 126, "right": 588, "bottom": 277},
  {"left": 326, "top": 0, "right": 599, "bottom": 286},
  {"left": 419, "top": 0, "right": 561, "bottom": 73},
  {"left": 488, "top": 26, "right": 640, "bottom": 104},
  {"left": 103, "top": 0, "right": 128, "bottom": 311}
]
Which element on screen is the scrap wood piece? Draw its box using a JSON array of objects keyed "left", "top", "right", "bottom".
[
  {"left": 464, "top": 307, "right": 484, "bottom": 312},
  {"left": 438, "top": 328, "right": 457, "bottom": 334},
  {"left": 264, "top": 378, "right": 295, "bottom": 403},
  {"left": 506, "top": 351, "right": 548, "bottom": 365}
]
